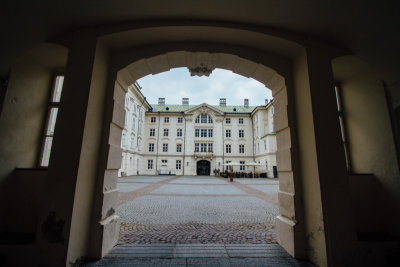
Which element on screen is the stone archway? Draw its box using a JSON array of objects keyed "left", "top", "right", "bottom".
[
  {"left": 101, "top": 51, "right": 305, "bottom": 259},
  {"left": 197, "top": 160, "right": 211, "bottom": 175}
]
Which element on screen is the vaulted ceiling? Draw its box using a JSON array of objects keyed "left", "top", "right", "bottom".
[{"left": 1, "top": 0, "right": 399, "bottom": 83}]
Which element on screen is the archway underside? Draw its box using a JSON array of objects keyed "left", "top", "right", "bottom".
[{"left": 101, "top": 51, "right": 303, "bottom": 259}]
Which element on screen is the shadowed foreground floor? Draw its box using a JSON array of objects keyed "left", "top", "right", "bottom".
[{"left": 83, "top": 244, "right": 315, "bottom": 267}]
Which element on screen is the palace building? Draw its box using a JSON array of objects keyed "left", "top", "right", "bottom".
[{"left": 119, "top": 83, "right": 276, "bottom": 177}]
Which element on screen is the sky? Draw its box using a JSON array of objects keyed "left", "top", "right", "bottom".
[{"left": 137, "top": 68, "right": 272, "bottom": 106}]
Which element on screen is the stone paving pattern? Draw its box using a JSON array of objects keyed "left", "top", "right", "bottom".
[
  {"left": 84, "top": 244, "right": 315, "bottom": 266},
  {"left": 83, "top": 176, "right": 316, "bottom": 266},
  {"left": 119, "top": 223, "right": 276, "bottom": 244},
  {"left": 116, "top": 176, "right": 279, "bottom": 245}
]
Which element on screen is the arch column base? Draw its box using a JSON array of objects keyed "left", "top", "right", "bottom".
[
  {"left": 276, "top": 215, "right": 306, "bottom": 259},
  {"left": 100, "top": 216, "right": 121, "bottom": 257}
]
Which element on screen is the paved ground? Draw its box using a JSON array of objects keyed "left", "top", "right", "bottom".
[
  {"left": 83, "top": 244, "right": 314, "bottom": 267},
  {"left": 83, "top": 176, "right": 316, "bottom": 266},
  {"left": 116, "top": 175, "right": 279, "bottom": 245}
]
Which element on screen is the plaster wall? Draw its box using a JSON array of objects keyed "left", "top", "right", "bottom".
[
  {"left": 0, "top": 59, "right": 51, "bottom": 182},
  {"left": 341, "top": 71, "right": 400, "bottom": 234},
  {"left": 0, "top": 57, "right": 52, "bottom": 233}
]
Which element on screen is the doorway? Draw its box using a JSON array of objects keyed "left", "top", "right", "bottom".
[{"left": 196, "top": 160, "right": 210, "bottom": 175}]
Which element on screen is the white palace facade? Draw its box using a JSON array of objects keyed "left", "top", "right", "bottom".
[{"left": 120, "top": 83, "right": 277, "bottom": 177}]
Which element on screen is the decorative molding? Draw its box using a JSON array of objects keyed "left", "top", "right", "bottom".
[{"left": 188, "top": 63, "right": 215, "bottom": 77}]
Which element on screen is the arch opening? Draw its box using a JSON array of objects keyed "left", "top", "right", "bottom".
[{"left": 101, "top": 50, "right": 303, "bottom": 260}]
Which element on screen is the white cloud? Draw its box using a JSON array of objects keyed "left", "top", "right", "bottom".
[{"left": 138, "top": 68, "right": 272, "bottom": 106}]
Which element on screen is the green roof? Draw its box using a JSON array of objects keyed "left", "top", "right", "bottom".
[{"left": 148, "top": 104, "right": 257, "bottom": 114}]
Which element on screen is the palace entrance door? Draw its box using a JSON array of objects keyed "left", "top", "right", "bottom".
[{"left": 196, "top": 160, "right": 210, "bottom": 175}]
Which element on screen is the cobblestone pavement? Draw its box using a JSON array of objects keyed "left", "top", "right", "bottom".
[
  {"left": 116, "top": 176, "right": 279, "bottom": 245},
  {"left": 118, "top": 223, "right": 276, "bottom": 244}
]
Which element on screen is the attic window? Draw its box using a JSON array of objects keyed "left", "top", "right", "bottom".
[{"left": 233, "top": 108, "right": 237, "bottom": 111}]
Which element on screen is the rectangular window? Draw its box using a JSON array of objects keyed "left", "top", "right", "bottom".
[
  {"left": 164, "top": 128, "right": 169, "bottom": 136},
  {"left": 201, "top": 143, "right": 207, "bottom": 152},
  {"left": 240, "top": 161, "right": 245, "bottom": 171},
  {"left": 151, "top": 117, "right": 156, "bottom": 123},
  {"left": 130, "top": 135, "right": 135, "bottom": 149},
  {"left": 239, "top": 118, "right": 244, "bottom": 124},
  {"left": 124, "top": 111, "right": 129, "bottom": 128},
  {"left": 239, "top": 130, "right": 244, "bottom": 138},
  {"left": 239, "top": 144, "right": 244, "bottom": 153},
  {"left": 176, "top": 144, "right": 182, "bottom": 152},
  {"left": 148, "top": 143, "right": 154, "bottom": 152},
  {"left": 226, "top": 160, "right": 231, "bottom": 171},
  {"left": 208, "top": 129, "right": 213, "bottom": 137},
  {"left": 164, "top": 117, "right": 169, "bottom": 123},
  {"left": 125, "top": 95, "right": 130, "bottom": 107},
  {"left": 121, "top": 132, "right": 126, "bottom": 147},
  {"left": 176, "top": 160, "right": 182, "bottom": 170},
  {"left": 201, "top": 129, "right": 207, "bottom": 137},
  {"left": 177, "top": 128, "right": 182, "bottom": 136},
  {"left": 148, "top": 159, "right": 153, "bottom": 169},
  {"left": 195, "top": 143, "right": 199, "bottom": 152},
  {"left": 226, "top": 144, "right": 231, "bottom": 153},
  {"left": 178, "top": 117, "right": 183, "bottom": 123},
  {"left": 226, "top": 129, "right": 231, "bottom": 137},
  {"left": 195, "top": 129, "right": 200, "bottom": 137},
  {"left": 131, "top": 116, "right": 136, "bottom": 131},
  {"left": 208, "top": 143, "right": 213, "bottom": 152},
  {"left": 226, "top": 118, "right": 231, "bottom": 124},
  {"left": 335, "top": 84, "right": 351, "bottom": 171},
  {"left": 40, "top": 75, "right": 64, "bottom": 167},
  {"left": 150, "top": 128, "right": 155, "bottom": 136},
  {"left": 162, "top": 143, "right": 168, "bottom": 152}
]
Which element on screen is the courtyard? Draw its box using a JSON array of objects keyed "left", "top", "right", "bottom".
[{"left": 116, "top": 175, "right": 279, "bottom": 245}]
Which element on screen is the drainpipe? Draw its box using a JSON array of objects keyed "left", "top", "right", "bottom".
[
  {"left": 155, "top": 112, "right": 161, "bottom": 174},
  {"left": 183, "top": 112, "right": 186, "bottom": 175},
  {"left": 251, "top": 114, "right": 256, "bottom": 176},
  {"left": 222, "top": 114, "right": 225, "bottom": 171}
]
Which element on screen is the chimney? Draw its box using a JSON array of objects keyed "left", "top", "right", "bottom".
[
  {"left": 158, "top": 97, "right": 165, "bottom": 105},
  {"left": 219, "top": 98, "right": 226, "bottom": 106},
  {"left": 182, "top": 97, "right": 189, "bottom": 105},
  {"left": 244, "top": 99, "right": 249, "bottom": 107}
]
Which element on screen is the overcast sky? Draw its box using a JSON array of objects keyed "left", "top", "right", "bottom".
[{"left": 137, "top": 68, "right": 272, "bottom": 106}]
